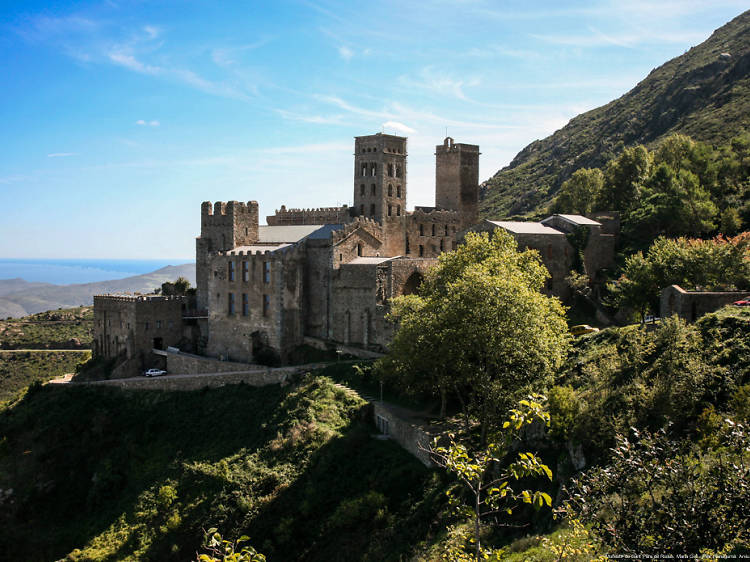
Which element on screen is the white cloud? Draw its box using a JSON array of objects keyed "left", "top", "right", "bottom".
[
  {"left": 136, "top": 119, "right": 160, "bottom": 127},
  {"left": 338, "top": 45, "right": 354, "bottom": 61},
  {"left": 143, "top": 25, "right": 160, "bottom": 39},
  {"left": 382, "top": 121, "right": 416, "bottom": 134},
  {"left": 47, "top": 152, "right": 78, "bottom": 157}
]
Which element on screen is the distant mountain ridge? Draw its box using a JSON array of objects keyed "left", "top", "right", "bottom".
[
  {"left": 480, "top": 9, "right": 750, "bottom": 219},
  {"left": 0, "top": 264, "right": 196, "bottom": 318}
]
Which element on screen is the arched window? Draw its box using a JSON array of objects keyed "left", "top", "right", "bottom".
[
  {"left": 357, "top": 243, "right": 363, "bottom": 257},
  {"left": 440, "top": 239, "right": 444, "bottom": 252},
  {"left": 370, "top": 204, "right": 376, "bottom": 216},
  {"left": 360, "top": 184, "right": 365, "bottom": 196},
  {"left": 419, "top": 224, "right": 424, "bottom": 236},
  {"left": 396, "top": 165, "right": 402, "bottom": 178},
  {"left": 388, "top": 204, "right": 392, "bottom": 216},
  {"left": 431, "top": 223, "right": 436, "bottom": 236},
  {"left": 361, "top": 163, "right": 367, "bottom": 176},
  {"left": 402, "top": 272, "right": 424, "bottom": 295},
  {"left": 397, "top": 185, "right": 401, "bottom": 198},
  {"left": 396, "top": 205, "right": 401, "bottom": 216},
  {"left": 388, "top": 184, "right": 393, "bottom": 196},
  {"left": 371, "top": 163, "right": 377, "bottom": 176},
  {"left": 444, "top": 224, "right": 449, "bottom": 235}
]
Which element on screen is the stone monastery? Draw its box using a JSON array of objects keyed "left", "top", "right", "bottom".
[{"left": 94, "top": 133, "right": 617, "bottom": 373}]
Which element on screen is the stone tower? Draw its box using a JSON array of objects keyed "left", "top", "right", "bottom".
[
  {"left": 195, "top": 200, "right": 259, "bottom": 310},
  {"left": 353, "top": 133, "right": 407, "bottom": 223},
  {"left": 435, "top": 137, "right": 480, "bottom": 229}
]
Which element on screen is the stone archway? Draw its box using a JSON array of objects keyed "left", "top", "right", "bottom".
[{"left": 402, "top": 271, "right": 424, "bottom": 296}]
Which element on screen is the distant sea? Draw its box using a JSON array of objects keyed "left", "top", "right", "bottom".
[{"left": 0, "top": 259, "right": 194, "bottom": 286}]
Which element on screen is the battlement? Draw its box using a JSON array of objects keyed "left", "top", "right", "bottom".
[
  {"left": 266, "top": 204, "right": 350, "bottom": 226},
  {"left": 332, "top": 217, "right": 382, "bottom": 244},
  {"left": 94, "top": 294, "right": 186, "bottom": 303},
  {"left": 435, "top": 137, "right": 480, "bottom": 154},
  {"left": 217, "top": 248, "right": 279, "bottom": 257},
  {"left": 202, "top": 200, "right": 259, "bottom": 218}
]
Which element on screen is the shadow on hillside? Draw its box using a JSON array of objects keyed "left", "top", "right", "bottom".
[{"left": 0, "top": 379, "right": 448, "bottom": 562}]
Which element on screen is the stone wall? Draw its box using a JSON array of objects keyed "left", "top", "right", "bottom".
[
  {"left": 165, "top": 350, "right": 257, "bottom": 374},
  {"left": 435, "top": 137, "right": 480, "bottom": 229},
  {"left": 371, "top": 401, "right": 433, "bottom": 467},
  {"left": 266, "top": 205, "right": 351, "bottom": 225},
  {"left": 405, "top": 209, "right": 460, "bottom": 258},
  {"left": 83, "top": 369, "right": 291, "bottom": 391},
  {"left": 660, "top": 285, "right": 749, "bottom": 321}
]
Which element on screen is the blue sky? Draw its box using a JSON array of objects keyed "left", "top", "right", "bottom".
[{"left": 1, "top": 0, "right": 747, "bottom": 259}]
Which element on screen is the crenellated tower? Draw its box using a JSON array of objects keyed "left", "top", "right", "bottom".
[
  {"left": 435, "top": 137, "right": 480, "bottom": 229},
  {"left": 195, "top": 200, "right": 259, "bottom": 310},
  {"left": 352, "top": 133, "right": 407, "bottom": 223}
]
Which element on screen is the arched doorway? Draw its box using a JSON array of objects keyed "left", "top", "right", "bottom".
[{"left": 402, "top": 271, "right": 424, "bottom": 296}]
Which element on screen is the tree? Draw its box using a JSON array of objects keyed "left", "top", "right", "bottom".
[
  {"left": 554, "top": 168, "right": 604, "bottom": 215},
  {"left": 385, "top": 230, "right": 570, "bottom": 442},
  {"left": 161, "top": 276, "right": 192, "bottom": 296},
  {"left": 427, "top": 396, "right": 553, "bottom": 561},
  {"left": 597, "top": 145, "right": 652, "bottom": 212},
  {"left": 565, "top": 423, "right": 750, "bottom": 556},
  {"left": 197, "top": 528, "right": 265, "bottom": 562}
]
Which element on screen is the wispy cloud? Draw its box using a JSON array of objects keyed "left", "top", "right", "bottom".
[
  {"left": 47, "top": 152, "right": 78, "bottom": 158},
  {"left": 135, "top": 119, "right": 160, "bottom": 127},
  {"left": 382, "top": 121, "right": 415, "bottom": 134},
  {"left": 276, "top": 109, "right": 347, "bottom": 125},
  {"left": 338, "top": 45, "right": 354, "bottom": 61}
]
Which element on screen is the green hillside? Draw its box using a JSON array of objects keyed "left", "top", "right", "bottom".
[
  {"left": 480, "top": 10, "right": 750, "bottom": 219},
  {"left": 0, "top": 375, "right": 446, "bottom": 561}
]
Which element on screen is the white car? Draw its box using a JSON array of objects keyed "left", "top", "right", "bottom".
[{"left": 144, "top": 368, "right": 167, "bottom": 377}]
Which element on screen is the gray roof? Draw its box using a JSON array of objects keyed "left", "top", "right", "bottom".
[
  {"left": 230, "top": 244, "right": 291, "bottom": 254},
  {"left": 542, "top": 214, "right": 601, "bottom": 226},
  {"left": 487, "top": 220, "right": 564, "bottom": 235},
  {"left": 347, "top": 257, "right": 395, "bottom": 265},
  {"left": 258, "top": 225, "right": 329, "bottom": 243}
]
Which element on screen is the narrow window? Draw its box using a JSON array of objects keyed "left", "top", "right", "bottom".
[
  {"left": 419, "top": 224, "right": 424, "bottom": 236},
  {"left": 397, "top": 185, "right": 401, "bottom": 198},
  {"left": 445, "top": 224, "right": 449, "bottom": 236},
  {"left": 371, "top": 163, "right": 377, "bottom": 176},
  {"left": 228, "top": 261, "right": 235, "bottom": 281},
  {"left": 361, "top": 163, "right": 367, "bottom": 176},
  {"left": 396, "top": 205, "right": 401, "bottom": 216},
  {"left": 263, "top": 294, "right": 270, "bottom": 317},
  {"left": 388, "top": 204, "right": 392, "bottom": 216},
  {"left": 156, "top": 320, "right": 161, "bottom": 329},
  {"left": 388, "top": 184, "right": 393, "bottom": 196},
  {"left": 263, "top": 261, "right": 271, "bottom": 283},
  {"left": 242, "top": 261, "right": 248, "bottom": 282},
  {"left": 370, "top": 203, "right": 376, "bottom": 216},
  {"left": 419, "top": 244, "right": 424, "bottom": 257},
  {"left": 360, "top": 204, "right": 365, "bottom": 215},
  {"left": 431, "top": 223, "right": 436, "bottom": 236},
  {"left": 242, "top": 293, "right": 249, "bottom": 316},
  {"left": 406, "top": 238, "right": 410, "bottom": 254},
  {"left": 440, "top": 239, "right": 444, "bottom": 252},
  {"left": 371, "top": 184, "right": 376, "bottom": 196},
  {"left": 357, "top": 243, "right": 363, "bottom": 257},
  {"left": 360, "top": 184, "right": 365, "bottom": 196},
  {"left": 396, "top": 165, "right": 402, "bottom": 178},
  {"left": 228, "top": 293, "right": 235, "bottom": 315},
  {"left": 145, "top": 321, "right": 150, "bottom": 331}
]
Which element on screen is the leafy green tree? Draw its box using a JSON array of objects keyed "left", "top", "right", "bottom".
[
  {"left": 554, "top": 168, "right": 604, "bottom": 215},
  {"left": 565, "top": 423, "right": 750, "bottom": 556},
  {"left": 161, "top": 276, "right": 192, "bottom": 296},
  {"left": 197, "top": 528, "right": 265, "bottom": 561},
  {"left": 385, "top": 230, "right": 570, "bottom": 442},
  {"left": 428, "top": 396, "right": 553, "bottom": 561},
  {"left": 597, "top": 145, "right": 652, "bottom": 212}
]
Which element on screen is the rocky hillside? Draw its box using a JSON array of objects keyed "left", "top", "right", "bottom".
[
  {"left": 0, "top": 264, "right": 195, "bottom": 318},
  {"left": 481, "top": 10, "right": 750, "bottom": 219}
]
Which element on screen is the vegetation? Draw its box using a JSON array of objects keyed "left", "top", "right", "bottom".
[
  {"left": 480, "top": 10, "right": 750, "bottom": 219},
  {"left": 381, "top": 230, "right": 569, "bottom": 440},
  {"left": 0, "top": 375, "right": 450, "bottom": 561},
  {"left": 0, "top": 350, "right": 90, "bottom": 406},
  {"left": 0, "top": 306, "right": 92, "bottom": 349},
  {"left": 607, "top": 233, "right": 750, "bottom": 319}
]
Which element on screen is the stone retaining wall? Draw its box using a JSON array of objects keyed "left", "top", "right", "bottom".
[
  {"left": 371, "top": 401, "right": 433, "bottom": 467},
  {"left": 165, "top": 351, "right": 257, "bottom": 374}
]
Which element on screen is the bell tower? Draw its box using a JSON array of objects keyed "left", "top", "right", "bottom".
[
  {"left": 435, "top": 137, "right": 480, "bottom": 229},
  {"left": 353, "top": 133, "right": 407, "bottom": 223}
]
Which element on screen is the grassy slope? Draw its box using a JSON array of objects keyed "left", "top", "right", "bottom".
[
  {"left": 0, "top": 306, "right": 93, "bottom": 350},
  {"left": 0, "top": 351, "right": 90, "bottom": 406},
  {"left": 0, "top": 375, "right": 447, "bottom": 562},
  {"left": 480, "top": 10, "right": 750, "bottom": 219}
]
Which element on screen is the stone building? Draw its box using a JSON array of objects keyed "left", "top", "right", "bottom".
[
  {"left": 660, "top": 285, "right": 749, "bottom": 322},
  {"left": 94, "top": 132, "right": 616, "bottom": 371}
]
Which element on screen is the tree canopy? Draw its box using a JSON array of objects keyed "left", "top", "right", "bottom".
[{"left": 381, "top": 230, "right": 570, "bottom": 440}]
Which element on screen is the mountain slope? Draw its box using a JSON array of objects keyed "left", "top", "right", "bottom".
[
  {"left": 0, "top": 264, "right": 195, "bottom": 318},
  {"left": 480, "top": 9, "right": 750, "bottom": 219}
]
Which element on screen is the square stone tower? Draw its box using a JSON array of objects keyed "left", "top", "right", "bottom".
[
  {"left": 353, "top": 133, "right": 407, "bottom": 222},
  {"left": 195, "top": 200, "right": 259, "bottom": 310},
  {"left": 435, "top": 137, "right": 480, "bottom": 229}
]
